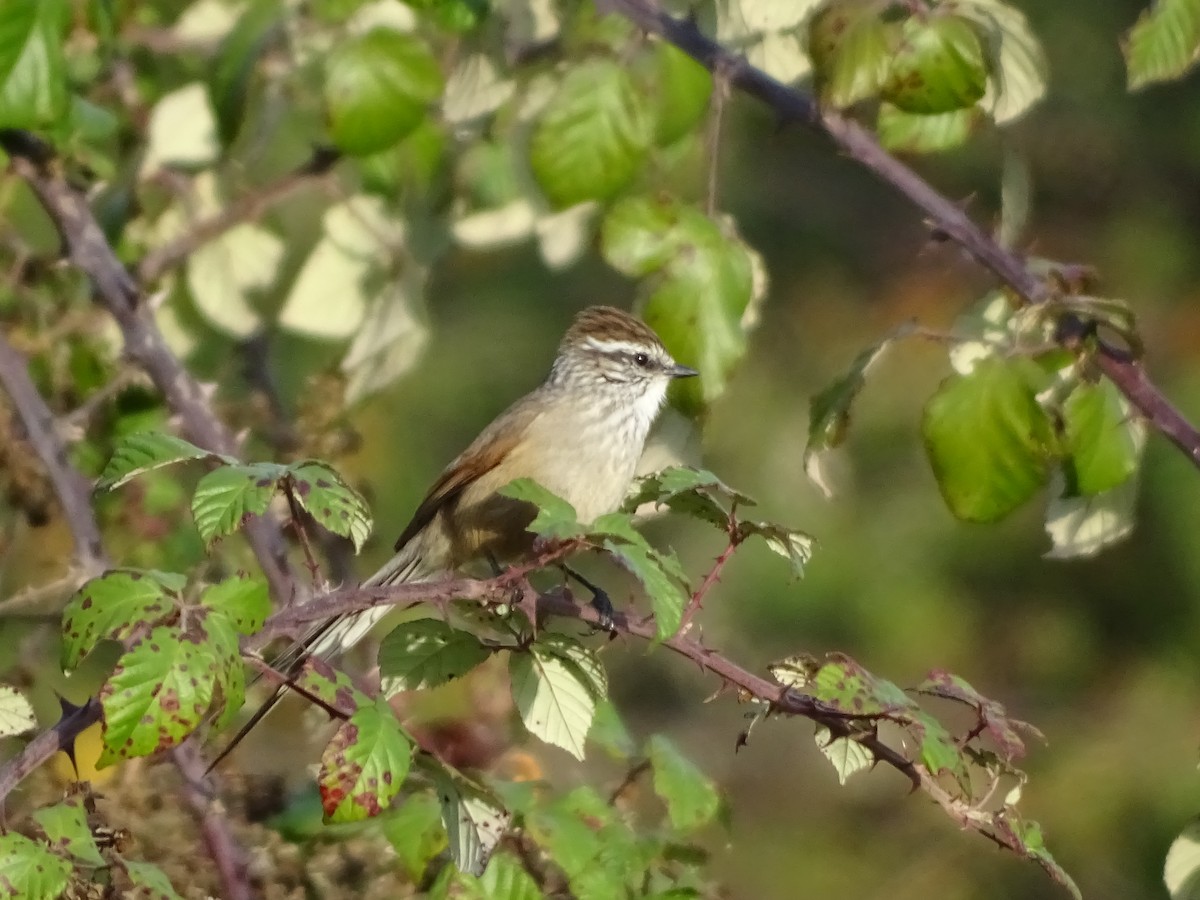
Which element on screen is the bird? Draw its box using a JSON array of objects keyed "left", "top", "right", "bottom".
[{"left": 208, "top": 305, "right": 697, "bottom": 770}]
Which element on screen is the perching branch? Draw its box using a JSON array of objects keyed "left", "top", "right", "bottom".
[
  {"left": 597, "top": 0, "right": 1200, "bottom": 469},
  {"left": 0, "top": 128, "right": 294, "bottom": 602}
]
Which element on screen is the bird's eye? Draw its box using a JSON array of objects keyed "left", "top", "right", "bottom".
[{"left": 633, "top": 352, "right": 651, "bottom": 368}]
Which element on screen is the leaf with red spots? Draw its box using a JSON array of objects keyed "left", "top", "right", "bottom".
[
  {"left": 0, "top": 832, "right": 72, "bottom": 899},
  {"left": 286, "top": 460, "right": 373, "bottom": 551},
  {"left": 202, "top": 608, "right": 247, "bottom": 732},
  {"left": 191, "top": 462, "right": 286, "bottom": 546},
  {"left": 295, "top": 656, "right": 371, "bottom": 718},
  {"left": 61, "top": 569, "right": 184, "bottom": 670},
  {"left": 97, "top": 623, "right": 215, "bottom": 767},
  {"left": 915, "top": 669, "right": 1044, "bottom": 762},
  {"left": 318, "top": 697, "right": 412, "bottom": 823},
  {"left": 32, "top": 796, "right": 104, "bottom": 866},
  {"left": 200, "top": 575, "right": 270, "bottom": 635},
  {"left": 118, "top": 859, "right": 185, "bottom": 899}
]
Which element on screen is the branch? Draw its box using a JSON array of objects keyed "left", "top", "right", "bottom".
[
  {"left": 598, "top": 0, "right": 1200, "bottom": 469},
  {"left": 170, "top": 743, "right": 252, "bottom": 900},
  {"left": 0, "top": 333, "right": 105, "bottom": 575},
  {"left": 0, "top": 129, "right": 294, "bottom": 602},
  {"left": 136, "top": 145, "right": 341, "bottom": 285},
  {"left": 0, "top": 698, "right": 103, "bottom": 808}
]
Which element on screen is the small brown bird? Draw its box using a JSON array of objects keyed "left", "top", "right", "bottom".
[{"left": 211, "top": 306, "right": 696, "bottom": 768}]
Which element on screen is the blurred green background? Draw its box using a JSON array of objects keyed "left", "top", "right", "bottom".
[{"left": 5, "top": 0, "right": 1200, "bottom": 896}]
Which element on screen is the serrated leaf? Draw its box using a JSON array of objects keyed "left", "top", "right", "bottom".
[
  {"left": 378, "top": 618, "right": 491, "bottom": 694},
  {"left": 61, "top": 569, "right": 183, "bottom": 670},
  {"left": 744, "top": 521, "right": 815, "bottom": 578},
  {"left": 97, "top": 431, "right": 221, "bottom": 491},
  {"left": 814, "top": 726, "right": 874, "bottom": 785},
  {"left": 877, "top": 102, "right": 978, "bottom": 153},
  {"left": 325, "top": 26, "right": 442, "bottom": 156},
  {"left": 0, "top": 684, "right": 35, "bottom": 738},
  {"left": 955, "top": 0, "right": 1047, "bottom": 124},
  {"left": 808, "top": 655, "right": 916, "bottom": 716},
  {"left": 535, "top": 632, "right": 607, "bottom": 699},
  {"left": 622, "top": 465, "right": 753, "bottom": 529},
  {"left": 98, "top": 623, "right": 215, "bottom": 766},
  {"left": 120, "top": 860, "right": 185, "bottom": 900},
  {"left": 200, "top": 576, "right": 270, "bottom": 635},
  {"left": 191, "top": 462, "right": 286, "bottom": 545},
  {"left": 530, "top": 59, "right": 653, "bottom": 208},
  {"left": 1062, "top": 381, "right": 1145, "bottom": 495},
  {"left": 319, "top": 697, "right": 412, "bottom": 823},
  {"left": 1126, "top": 0, "right": 1200, "bottom": 89},
  {"left": 209, "top": 0, "right": 282, "bottom": 145},
  {"left": 510, "top": 645, "right": 596, "bottom": 760},
  {"left": 808, "top": 0, "right": 895, "bottom": 107},
  {"left": 922, "top": 358, "right": 1056, "bottom": 523},
  {"left": 286, "top": 461, "right": 373, "bottom": 551},
  {"left": 0, "top": 832, "right": 72, "bottom": 900},
  {"left": 646, "top": 735, "right": 720, "bottom": 831},
  {"left": 204, "top": 611, "right": 246, "bottom": 732},
  {"left": 33, "top": 797, "right": 104, "bottom": 866},
  {"left": 1165, "top": 818, "right": 1200, "bottom": 900},
  {"left": 296, "top": 656, "right": 372, "bottom": 717},
  {"left": 910, "top": 709, "right": 970, "bottom": 788},
  {"left": 498, "top": 478, "right": 583, "bottom": 539},
  {"left": 883, "top": 13, "right": 988, "bottom": 114},
  {"left": 602, "top": 538, "right": 688, "bottom": 640},
  {"left": 429, "top": 763, "right": 511, "bottom": 876},
  {"left": 915, "top": 669, "right": 1042, "bottom": 761},
  {"left": 0, "top": 0, "right": 69, "bottom": 130},
  {"left": 805, "top": 328, "right": 907, "bottom": 496},
  {"left": 1044, "top": 474, "right": 1137, "bottom": 559}
]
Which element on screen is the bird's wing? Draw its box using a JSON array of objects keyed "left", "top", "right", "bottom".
[{"left": 392, "top": 394, "right": 543, "bottom": 552}]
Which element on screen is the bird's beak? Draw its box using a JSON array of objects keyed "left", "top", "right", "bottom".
[{"left": 669, "top": 363, "right": 699, "bottom": 379}]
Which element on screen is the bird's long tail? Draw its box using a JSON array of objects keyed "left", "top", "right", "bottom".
[{"left": 206, "top": 549, "right": 426, "bottom": 772}]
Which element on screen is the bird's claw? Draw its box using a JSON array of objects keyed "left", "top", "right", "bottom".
[{"left": 589, "top": 588, "right": 617, "bottom": 634}]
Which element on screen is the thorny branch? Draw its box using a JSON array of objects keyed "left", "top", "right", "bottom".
[{"left": 597, "top": 0, "right": 1200, "bottom": 470}]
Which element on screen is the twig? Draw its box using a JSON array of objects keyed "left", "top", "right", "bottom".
[
  {"left": 679, "top": 526, "right": 740, "bottom": 631},
  {"left": 136, "top": 145, "right": 341, "bottom": 285},
  {"left": 608, "top": 758, "right": 651, "bottom": 804},
  {"left": 283, "top": 481, "right": 322, "bottom": 586},
  {"left": 170, "top": 742, "right": 252, "bottom": 900},
  {"left": 0, "top": 333, "right": 105, "bottom": 574},
  {"left": 0, "top": 128, "right": 294, "bottom": 603},
  {"left": 597, "top": 0, "right": 1200, "bottom": 471}
]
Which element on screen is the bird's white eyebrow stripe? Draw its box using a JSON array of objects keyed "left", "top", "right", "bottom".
[{"left": 585, "top": 337, "right": 656, "bottom": 356}]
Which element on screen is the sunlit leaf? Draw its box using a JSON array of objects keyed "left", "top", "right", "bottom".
[
  {"left": 0, "top": 684, "right": 35, "bottom": 738},
  {"left": 922, "top": 358, "right": 1056, "bottom": 522},
  {"left": 319, "top": 697, "right": 412, "bottom": 823},
  {"left": 529, "top": 59, "right": 653, "bottom": 208},
  {"left": 378, "top": 618, "right": 492, "bottom": 694},
  {"left": 1165, "top": 818, "right": 1200, "bottom": 900},
  {"left": 883, "top": 13, "right": 988, "bottom": 113},
  {"left": 1044, "top": 474, "right": 1137, "bottom": 559},
  {"left": 915, "top": 669, "right": 1043, "bottom": 761},
  {"left": 808, "top": 0, "right": 895, "bottom": 107},
  {"left": 0, "top": 0, "right": 68, "bottom": 129},
  {"left": 814, "top": 726, "right": 874, "bottom": 785},
  {"left": 191, "top": 462, "right": 286, "bottom": 545},
  {"left": 1125, "top": 0, "right": 1200, "bottom": 89},
  {"left": 955, "top": 0, "right": 1048, "bottom": 124},
  {"left": 877, "top": 103, "right": 978, "bottom": 153},
  {"left": 381, "top": 792, "right": 446, "bottom": 881},
  {"left": 287, "top": 460, "right": 373, "bottom": 551},
  {"left": 510, "top": 644, "right": 596, "bottom": 760},
  {"left": 199, "top": 575, "right": 270, "bottom": 635},
  {"left": 186, "top": 219, "right": 282, "bottom": 339},
  {"left": 0, "top": 832, "right": 72, "bottom": 900},
  {"left": 427, "top": 762, "right": 511, "bottom": 876},
  {"left": 1061, "top": 381, "right": 1145, "bottom": 495},
  {"left": 140, "top": 82, "right": 219, "bottom": 175},
  {"left": 33, "top": 797, "right": 104, "bottom": 866},
  {"left": 61, "top": 569, "right": 183, "bottom": 670},
  {"left": 97, "top": 431, "right": 223, "bottom": 491}
]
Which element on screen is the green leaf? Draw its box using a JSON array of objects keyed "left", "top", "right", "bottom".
[
  {"left": 404, "top": 0, "right": 488, "bottom": 31},
  {"left": 319, "top": 697, "right": 412, "bottom": 823},
  {"left": 922, "top": 358, "right": 1056, "bottom": 523},
  {"left": 804, "top": 327, "right": 909, "bottom": 496},
  {"left": 61, "top": 569, "right": 183, "bottom": 670},
  {"left": 882, "top": 13, "right": 989, "bottom": 113},
  {"left": 295, "top": 657, "right": 372, "bottom": 718},
  {"left": 646, "top": 735, "right": 720, "bottom": 832},
  {"left": 33, "top": 797, "right": 104, "bottom": 866},
  {"left": 0, "top": 684, "right": 35, "bottom": 738},
  {"left": 1126, "top": 0, "right": 1200, "bottom": 89},
  {"left": 509, "top": 644, "right": 597, "bottom": 760},
  {"left": 814, "top": 726, "right": 874, "bottom": 785},
  {"left": 286, "top": 460, "right": 373, "bottom": 551},
  {"left": 877, "top": 103, "right": 978, "bottom": 153},
  {"left": 0, "top": 0, "right": 69, "bottom": 129},
  {"left": 427, "top": 762, "right": 511, "bottom": 877},
  {"left": 588, "top": 698, "right": 635, "bottom": 759},
  {"left": 649, "top": 42, "right": 712, "bottom": 145},
  {"left": 623, "top": 465, "right": 753, "bottom": 529},
  {"left": 529, "top": 58, "right": 653, "bottom": 208},
  {"left": 200, "top": 575, "right": 270, "bottom": 635},
  {"left": 602, "top": 195, "right": 757, "bottom": 415},
  {"left": 209, "top": 0, "right": 282, "bottom": 144},
  {"left": 536, "top": 633, "right": 607, "bottom": 699},
  {"left": 120, "top": 860, "right": 185, "bottom": 900},
  {"left": 910, "top": 709, "right": 970, "bottom": 789},
  {"left": 191, "top": 462, "right": 286, "bottom": 545},
  {"left": 808, "top": 0, "right": 895, "bottom": 107},
  {"left": 325, "top": 27, "right": 443, "bottom": 156},
  {"left": 955, "top": 0, "right": 1047, "bottom": 123},
  {"left": 1061, "top": 381, "right": 1145, "bottom": 495},
  {"left": 498, "top": 478, "right": 583, "bottom": 539},
  {"left": 203, "top": 611, "right": 247, "bottom": 732},
  {"left": 0, "top": 832, "right": 72, "bottom": 900},
  {"left": 1044, "top": 476, "right": 1137, "bottom": 560},
  {"left": 742, "top": 521, "right": 815, "bottom": 579},
  {"left": 915, "top": 669, "right": 1042, "bottom": 762},
  {"left": 96, "top": 431, "right": 222, "bottom": 491},
  {"left": 378, "top": 618, "right": 492, "bottom": 694},
  {"left": 602, "top": 538, "right": 689, "bottom": 640},
  {"left": 807, "top": 655, "right": 916, "bottom": 716},
  {"left": 98, "top": 623, "right": 215, "bottom": 766},
  {"left": 470, "top": 851, "right": 543, "bottom": 900},
  {"left": 381, "top": 792, "right": 446, "bottom": 881}
]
